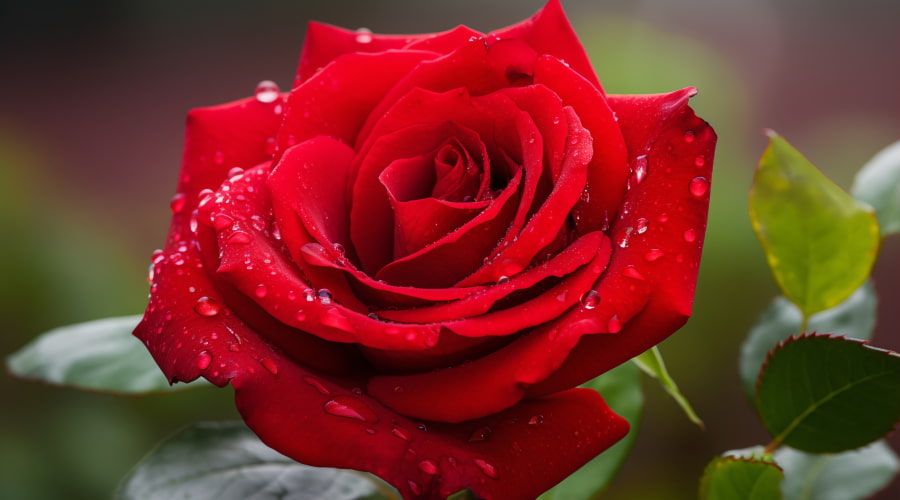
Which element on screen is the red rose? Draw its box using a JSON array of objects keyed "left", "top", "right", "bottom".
[{"left": 135, "top": 1, "right": 715, "bottom": 498}]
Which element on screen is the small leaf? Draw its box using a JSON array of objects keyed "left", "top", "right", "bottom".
[
  {"left": 117, "top": 421, "right": 397, "bottom": 500},
  {"left": 538, "top": 362, "right": 643, "bottom": 499},
  {"left": 739, "top": 282, "right": 877, "bottom": 400},
  {"left": 774, "top": 441, "right": 899, "bottom": 500},
  {"left": 749, "top": 132, "right": 880, "bottom": 316},
  {"left": 757, "top": 334, "right": 900, "bottom": 453},
  {"left": 699, "top": 456, "right": 783, "bottom": 500},
  {"left": 632, "top": 346, "right": 703, "bottom": 428},
  {"left": 852, "top": 140, "right": 900, "bottom": 236},
  {"left": 6, "top": 315, "right": 205, "bottom": 394}
]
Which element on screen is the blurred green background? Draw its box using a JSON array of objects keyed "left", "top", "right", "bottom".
[{"left": 1, "top": 0, "right": 897, "bottom": 498}]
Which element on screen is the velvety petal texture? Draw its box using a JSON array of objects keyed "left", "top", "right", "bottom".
[{"left": 135, "top": 1, "right": 716, "bottom": 499}]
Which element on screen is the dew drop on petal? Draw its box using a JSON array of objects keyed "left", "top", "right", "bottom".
[
  {"left": 323, "top": 395, "right": 379, "bottom": 423},
  {"left": 622, "top": 266, "right": 645, "bottom": 280},
  {"left": 317, "top": 289, "right": 333, "bottom": 305},
  {"left": 684, "top": 130, "right": 695, "bottom": 143},
  {"left": 196, "top": 350, "right": 212, "bottom": 370},
  {"left": 194, "top": 297, "right": 220, "bottom": 316},
  {"left": 418, "top": 459, "right": 439, "bottom": 475},
  {"left": 694, "top": 155, "right": 706, "bottom": 167},
  {"left": 683, "top": 228, "right": 697, "bottom": 243},
  {"left": 689, "top": 177, "right": 709, "bottom": 198},
  {"left": 227, "top": 166, "right": 244, "bottom": 178},
  {"left": 295, "top": 309, "right": 307, "bottom": 322},
  {"left": 228, "top": 231, "right": 252, "bottom": 244},
  {"left": 635, "top": 217, "right": 649, "bottom": 234},
  {"left": 302, "top": 375, "right": 330, "bottom": 395},
  {"left": 304, "top": 288, "right": 316, "bottom": 302},
  {"left": 631, "top": 155, "right": 648, "bottom": 186},
  {"left": 254, "top": 80, "right": 280, "bottom": 103},
  {"left": 391, "top": 427, "right": 411, "bottom": 441},
  {"left": 528, "top": 414, "right": 544, "bottom": 425},
  {"left": 407, "top": 481, "right": 422, "bottom": 496},
  {"left": 607, "top": 315, "right": 622, "bottom": 333},
  {"left": 580, "top": 290, "right": 600, "bottom": 310},
  {"left": 365, "top": 427, "right": 376, "bottom": 435},
  {"left": 254, "top": 284, "right": 268, "bottom": 298},
  {"left": 468, "top": 426, "right": 492, "bottom": 442},
  {"left": 261, "top": 358, "right": 278, "bottom": 375},
  {"left": 355, "top": 27, "right": 374, "bottom": 44},
  {"left": 644, "top": 249, "right": 665, "bottom": 262},
  {"left": 474, "top": 458, "right": 500, "bottom": 479},
  {"left": 170, "top": 193, "right": 186, "bottom": 214},
  {"left": 212, "top": 213, "right": 233, "bottom": 231}
]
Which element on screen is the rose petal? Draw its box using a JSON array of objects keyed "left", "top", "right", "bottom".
[
  {"left": 234, "top": 351, "right": 628, "bottom": 500},
  {"left": 490, "top": 0, "right": 602, "bottom": 91},
  {"left": 528, "top": 87, "right": 717, "bottom": 395}
]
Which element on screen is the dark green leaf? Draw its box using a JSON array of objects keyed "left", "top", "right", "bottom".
[
  {"left": 749, "top": 132, "right": 880, "bottom": 316},
  {"left": 6, "top": 315, "right": 205, "bottom": 394},
  {"left": 699, "top": 456, "right": 783, "bottom": 500},
  {"left": 632, "top": 346, "right": 703, "bottom": 427},
  {"left": 757, "top": 335, "right": 900, "bottom": 453},
  {"left": 774, "top": 441, "right": 899, "bottom": 500},
  {"left": 852, "top": 140, "right": 900, "bottom": 236},
  {"left": 117, "top": 421, "right": 397, "bottom": 500},
  {"left": 537, "top": 362, "right": 643, "bottom": 500},
  {"left": 739, "top": 282, "right": 877, "bottom": 400}
]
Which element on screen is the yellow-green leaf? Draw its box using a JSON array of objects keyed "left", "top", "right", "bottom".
[{"left": 749, "top": 132, "right": 880, "bottom": 316}]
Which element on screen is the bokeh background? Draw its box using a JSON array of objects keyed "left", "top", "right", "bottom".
[{"left": 1, "top": 0, "right": 898, "bottom": 498}]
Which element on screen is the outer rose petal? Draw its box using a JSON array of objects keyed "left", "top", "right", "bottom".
[
  {"left": 528, "top": 88, "right": 717, "bottom": 396},
  {"left": 233, "top": 346, "right": 629, "bottom": 500}
]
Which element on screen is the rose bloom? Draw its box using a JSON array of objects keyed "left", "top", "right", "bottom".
[{"left": 136, "top": 1, "right": 715, "bottom": 498}]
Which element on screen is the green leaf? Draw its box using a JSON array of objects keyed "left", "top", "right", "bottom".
[
  {"left": 774, "top": 441, "right": 899, "bottom": 500},
  {"left": 117, "top": 421, "right": 397, "bottom": 500},
  {"left": 739, "top": 282, "right": 877, "bottom": 400},
  {"left": 757, "top": 335, "right": 900, "bottom": 453},
  {"left": 6, "top": 315, "right": 204, "bottom": 394},
  {"left": 749, "top": 132, "right": 880, "bottom": 316},
  {"left": 852, "top": 140, "right": 900, "bottom": 236},
  {"left": 699, "top": 456, "right": 783, "bottom": 500},
  {"left": 632, "top": 346, "right": 703, "bottom": 428},
  {"left": 537, "top": 362, "right": 643, "bottom": 500}
]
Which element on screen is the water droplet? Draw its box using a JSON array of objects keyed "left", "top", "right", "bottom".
[
  {"left": 694, "top": 155, "right": 705, "bottom": 167},
  {"left": 303, "top": 376, "right": 330, "bottom": 395},
  {"left": 683, "top": 228, "right": 697, "bottom": 242},
  {"left": 635, "top": 217, "right": 649, "bottom": 234},
  {"left": 254, "top": 80, "right": 280, "bottom": 103},
  {"left": 528, "top": 414, "right": 544, "bottom": 425},
  {"left": 555, "top": 290, "right": 568, "bottom": 302},
  {"left": 497, "top": 275, "right": 510, "bottom": 284},
  {"left": 607, "top": 315, "right": 622, "bottom": 333},
  {"left": 631, "top": 155, "right": 648, "bottom": 186},
  {"left": 146, "top": 264, "right": 155, "bottom": 284},
  {"left": 468, "top": 426, "right": 492, "bottom": 442},
  {"left": 391, "top": 427, "right": 411, "bottom": 441},
  {"left": 617, "top": 227, "right": 634, "bottom": 248},
  {"left": 261, "top": 358, "right": 278, "bottom": 375},
  {"left": 212, "top": 213, "right": 233, "bottom": 231},
  {"left": 228, "top": 231, "right": 252, "bottom": 244},
  {"left": 580, "top": 290, "right": 600, "bottom": 310},
  {"left": 323, "top": 395, "right": 378, "bottom": 423},
  {"left": 227, "top": 166, "right": 244, "bottom": 178},
  {"left": 254, "top": 284, "right": 268, "bottom": 298},
  {"left": 474, "top": 458, "right": 499, "bottom": 479},
  {"left": 196, "top": 350, "right": 212, "bottom": 370},
  {"left": 365, "top": 427, "right": 376, "bottom": 435},
  {"left": 194, "top": 297, "right": 220, "bottom": 316},
  {"left": 189, "top": 211, "right": 199, "bottom": 233},
  {"left": 322, "top": 308, "right": 354, "bottom": 332},
  {"left": 407, "top": 480, "right": 422, "bottom": 495},
  {"left": 418, "top": 459, "right": 439, "bottom": 475},
  {"left": 552, "top": 116, "right": 561, "bottom": 125},
  {"left": 644, "top": 249, "right": 664, "bottom": 262},
  {"left": 304, "top": 288, "right": 316, "bottom": 302},
  {"left": 295, "top": 309, "right": 307, "bottom": 322},
  {"left": 317, "top": 289, "right": 333, "bottom": 305},
  {"left": 622, "top": 266, "right": 645, "bottom": 280},
  {"left": 683, "top": 130, "right": 695, "bottom": 143},
  {"left": 355, "top": 27, "right": 374, "bottom": 44},
  {"left": 689, "top": 177, "right": 709, "bottom": 198},
  {"left": 170, "top": 193, "right": 186, "bottom": 214}
]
